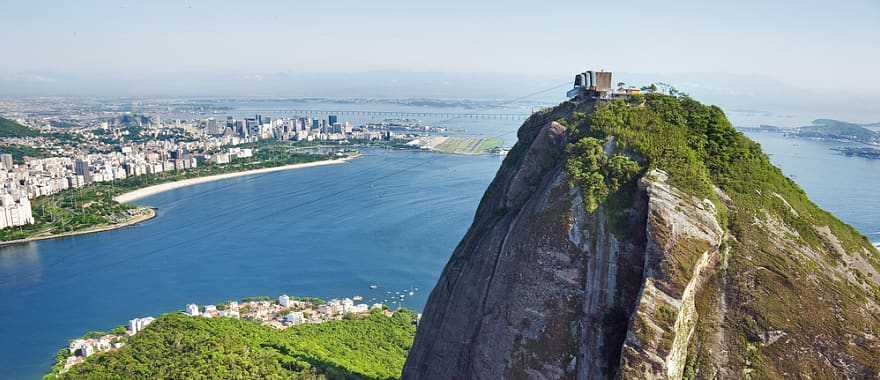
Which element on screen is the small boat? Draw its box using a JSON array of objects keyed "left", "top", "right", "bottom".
[{"left": 369, "top": 284, "right": 378, "bottom": 289}]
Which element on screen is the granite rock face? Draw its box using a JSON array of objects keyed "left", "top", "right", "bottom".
[{"left": 403, "top": 98, "right": 880, "bottom": 379}]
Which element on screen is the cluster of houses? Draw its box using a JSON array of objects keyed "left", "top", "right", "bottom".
[
  {"left": 60, "top": 316, "right": 155, "bottom": 373},
  {"left": 0, "top": 139, "right": 253, "bottom": 231},
  {"left": 185, "top": 294, "right": 387, "bottom": 330}
]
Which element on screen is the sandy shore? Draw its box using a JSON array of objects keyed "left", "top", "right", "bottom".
[
  {"left": 114, "top": 155, "right": 357, "bottom": 204},
  {"left": 0, "top": 207, "right": 156, "bottom": 247},
  {"left": 0, "top": 156, "right": 357, "bottom": 247}
]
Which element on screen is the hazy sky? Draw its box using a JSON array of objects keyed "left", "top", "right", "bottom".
[{"left": 1, "top": 0, "right": 878, "bottom": 96}]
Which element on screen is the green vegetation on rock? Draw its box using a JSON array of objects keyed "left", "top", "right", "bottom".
[
  {"left": 564, "top": 136, "right": 640, "bottom": 212},
  {"left": 47, "top": 310, "right": 417, "bottom": 380},
  {"left": 564, "top": 94, "right": 876, "bottom": 255}
]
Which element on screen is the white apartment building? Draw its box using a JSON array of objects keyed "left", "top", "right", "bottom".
[{"left": 0, "top": 194, "right": 34, "bottom": 228}]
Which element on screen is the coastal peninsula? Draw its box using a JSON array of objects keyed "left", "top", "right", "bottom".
[{"left": 47, "top": 294, "right": 416, "bottom": 379}]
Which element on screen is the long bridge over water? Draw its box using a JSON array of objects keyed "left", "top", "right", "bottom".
[{"left": 236, "top": 109, "right": 532, "bottom": 120}]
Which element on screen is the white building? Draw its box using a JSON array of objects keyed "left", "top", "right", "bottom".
[
  {"left": 353, "top": 304, "right": 369, "bottom": 313},
  {"left": 210, "top": 152, "right": 230, "bottom": 165},
  {"left": 69, "top": 339, "right": 87, "bottom": 354},
  {"left": 279, "top": 294, "right": 290, "bottom": 308},
  {"left": 186, "top": 304, "right": 200, "bottom": 316},
  {"left": 284, "top": 311, "right": 305, "bottom": 325},
  {"left": 128, "top": 316, "right": 155, "bottom": 335},
  {"left": 0, "top": 193, "right": 34, "bottom": 229},
  {"left": 341, "top": 298, "right": 354, "bottom": 313}
]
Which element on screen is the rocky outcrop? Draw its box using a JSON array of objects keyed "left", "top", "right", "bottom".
[
  {"left": 403, "top": 97, "right": 880, "bottom": 379},
  {"left": 403, "top": 100, "right": 600, "bottom": 379},
  {"left": 617, "top": 171, "right": 724, "bottom": 379}
]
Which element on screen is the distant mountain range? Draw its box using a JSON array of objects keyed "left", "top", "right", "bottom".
[{"left": 2, "top": 71, "right": 878, "bottom": 121}]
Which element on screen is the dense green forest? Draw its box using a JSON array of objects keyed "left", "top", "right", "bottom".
[
  {"left": 47, "top": 310, "right": 417, "bottom": 379},
  {"left": 0, "top": 143, "right": 48, "bottom": 162},
  {"left": 0, "top": 117, "right": 39, "bottom": 138}
]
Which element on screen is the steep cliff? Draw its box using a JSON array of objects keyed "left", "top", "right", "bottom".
[{"left": 404, "top": 94, "right": 880, "bottom": 379}]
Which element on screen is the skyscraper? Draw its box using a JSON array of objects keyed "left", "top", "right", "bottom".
[
  {"left": 328, "top": 115, "right": 338, "bottom": 126},
  {"left": 74, "top": 159, "right": 92, "bottom": 183},
  {"left": 0, "top": 153, "right": 13, "bottom": 170}
]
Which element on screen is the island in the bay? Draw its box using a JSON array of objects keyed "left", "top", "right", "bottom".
[
  {"left": 740, "top": 118, "right": 880, "bottom": 159},
  {"left": 0, "top": 105, "right": 508, "bottom": 244}
]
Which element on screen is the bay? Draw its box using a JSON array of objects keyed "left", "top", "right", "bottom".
[{"left": 0, "top": 149, "right": 504, "bottom": 378}]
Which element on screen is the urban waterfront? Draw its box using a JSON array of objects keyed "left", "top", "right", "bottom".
[
  {"left": 1, "top": 126, "right": 879, "bottom": 378},
  {"left": 0, "top": 149, "right": 503, "bottom": 378}
]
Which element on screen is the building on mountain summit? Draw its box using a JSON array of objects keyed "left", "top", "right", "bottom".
[
  {"left": 566, "top": 69, "right": 642, "bottom": 100},
  {"left": 567, "top": 70, "right": 614, "bottom": 98}
]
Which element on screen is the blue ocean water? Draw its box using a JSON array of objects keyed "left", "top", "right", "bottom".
[
  {"left": 741, "top": 131, "right": 880, "bottom": 243},
  {"left": 0, "top": 111, "right": 878, "bottom": 378},
  {"left": 0, "top": 150, "right": 503, "bottom": 378}
]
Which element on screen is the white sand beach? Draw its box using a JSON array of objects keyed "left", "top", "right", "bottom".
[{"left": 113, "top": 155, "right": 357, "bottom": 204}]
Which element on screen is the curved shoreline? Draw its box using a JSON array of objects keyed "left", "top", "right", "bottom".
[
  {"left": 114, "top": 155, "right": 358, "bottom": 204},
  {"left": 0, "top": 207, "right": 156, "bottom": 247},
  {"left": 0, "top": 155, "right": 359, "bottom": 247}
]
